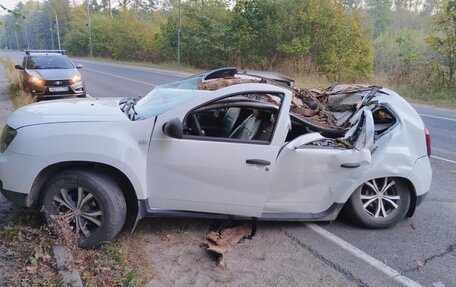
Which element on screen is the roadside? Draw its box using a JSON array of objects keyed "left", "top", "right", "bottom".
[{"left": 0, "top": 54, "right": 23, "bottom": 286}]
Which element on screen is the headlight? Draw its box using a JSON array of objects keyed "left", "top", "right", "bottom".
[
  {"left": 28, "top": 76, "right": 45, "bottom": 87},
  {"left": 0, "top": 125, "right": 17, "bottom": 153},
  {"left": 70, "top": 75, "right": 82, "bottom": 84}
]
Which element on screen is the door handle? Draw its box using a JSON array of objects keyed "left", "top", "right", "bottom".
[
  {"left": 341, "top": 163, "right": 361, "bottom": 168},
  {"left": 246, "top": 159, "right": 271, "bottom": 166}
]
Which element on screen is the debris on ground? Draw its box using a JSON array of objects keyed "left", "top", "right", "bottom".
[{"left": 203, "top": 223, "right": 253, "bottom": 267}]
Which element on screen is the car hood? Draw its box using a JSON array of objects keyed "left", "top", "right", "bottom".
[
  {"left": 26, "top": 68, "right": 79, "bottom": 80},
  {"left": 7, "top": 98, "right": 129, "bottom": 129}
]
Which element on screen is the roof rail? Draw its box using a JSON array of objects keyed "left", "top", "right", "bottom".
[{"left": 25, "top": 50, "right": 66, "bottom": 55}]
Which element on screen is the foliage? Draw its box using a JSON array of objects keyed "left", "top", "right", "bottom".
[
  {"left": 157, "top": 0, "right": 372, "bottom": 81},
  {"left": 0, "top": 0, "right": 455, "bottom": 105},
  {"left": 426, "top": 0, "right": 456, "bottom": 88}
]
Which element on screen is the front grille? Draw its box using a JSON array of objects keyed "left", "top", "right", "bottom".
[{"left": 45, "top": 80, "right": 72, "bottom": 86}]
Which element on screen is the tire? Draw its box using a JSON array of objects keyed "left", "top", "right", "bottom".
[
  {"left": 41, "top": 169, "right": 126, "bottom": 247},
  {"left": 345, "top": 177, "right": 411, "bottom": 229}
]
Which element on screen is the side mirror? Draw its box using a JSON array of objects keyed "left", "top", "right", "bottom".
[
  {"left": 162, "top": 118, "right": 183, "bottom": 139},
  {"left": 15, "top": 64, "right": 24, "bottom": 70},
  {"left": 76, "top": 64, "right": 83, "bottom": 69}
]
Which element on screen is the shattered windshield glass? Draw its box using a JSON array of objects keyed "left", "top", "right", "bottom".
[{"left": 134, "top": 87, "right": 209, "bottom": 119}]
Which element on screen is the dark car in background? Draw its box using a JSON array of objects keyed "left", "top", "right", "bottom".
[{"left": 15, "top": 50, "right": 86, "bottom": 101}]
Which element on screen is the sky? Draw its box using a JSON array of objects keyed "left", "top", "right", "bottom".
[{"left": 2, "top": 0, "right": 27, "bottom": 10}]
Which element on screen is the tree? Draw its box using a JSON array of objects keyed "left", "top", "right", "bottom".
[
  {"left": 367, "top": 0, "right": 393, "bottom": 38},
  {"left": 426, "top": 0, "right": 456, "bottom": 87}
]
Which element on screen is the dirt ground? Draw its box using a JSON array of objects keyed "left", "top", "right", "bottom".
[{"left": 133, "top": 218, "right": 358, "bottom": 287}]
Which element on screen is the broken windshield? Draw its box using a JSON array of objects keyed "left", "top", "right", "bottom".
[{"left": 134, "top": 87, "right": 209, "bottom": 119}]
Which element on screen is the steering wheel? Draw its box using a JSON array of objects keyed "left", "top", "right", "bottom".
[{"left": 189, "top": 114, "right": 204, "bottom": 136}]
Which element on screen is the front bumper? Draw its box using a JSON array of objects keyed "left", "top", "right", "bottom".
[
  {"left": 0, "top": 150, "right": 48, "bottom": 206},
  {"left": 30, "top": 82, "right": 86, "bottom": 100}
]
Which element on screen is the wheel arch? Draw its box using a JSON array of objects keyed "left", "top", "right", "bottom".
[
  {"left": 402, "top": 177, "right": 417, "bottom": 217},
  {"left": 28, "top": 161, "right": 139, "bottom": 220}
]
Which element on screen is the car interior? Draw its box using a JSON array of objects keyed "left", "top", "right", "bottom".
[
  {"left": 181, "top": 91, "right": 398, "bottom": 148},
  {"left": 183, "top": 93, "right": 280, "bottom": 142}
]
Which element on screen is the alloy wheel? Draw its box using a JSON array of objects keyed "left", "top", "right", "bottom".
[
  {"left": 360, "top": 177, "right": 400, "bottom": 218},
  {"left": 52, "top": 186, "right": 103, "bottom": 237}
]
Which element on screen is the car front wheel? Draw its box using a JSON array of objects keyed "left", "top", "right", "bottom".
[
  {"left": 41, "top": 169, "right": 126, "bottom": 247},
  {"left": 345, "top": 177, "right": 411, "bottom": 228}
]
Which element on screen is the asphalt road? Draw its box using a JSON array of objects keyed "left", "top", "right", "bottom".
[{"left": 2, "top": 51, "right": 456, "bottom": 287}]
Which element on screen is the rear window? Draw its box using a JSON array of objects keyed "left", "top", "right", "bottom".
[{"left": 26, "top": 55, "right": 74, "bottom": 69}]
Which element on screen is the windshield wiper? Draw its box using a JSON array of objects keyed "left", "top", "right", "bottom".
[{"left": 120, "top": 96, "right": 142, "bottom": 120}]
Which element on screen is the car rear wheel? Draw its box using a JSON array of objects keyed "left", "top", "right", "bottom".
[
  {"left": 346, "top": 177, "right": 411, "bottom": 228},
  {"left": 41, "top": 169, "right": 126, "bottom": 247}
]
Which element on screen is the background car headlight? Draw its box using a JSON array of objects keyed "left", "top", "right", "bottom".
[
  {"left": 28, "top": 76, "right": 45, "bottom": 87},
  {"left": 70, "top": 75, "right": 82, "bottom": 84},
  {"left": 0, "top": 125, "right": 17, "bottom": 153}
]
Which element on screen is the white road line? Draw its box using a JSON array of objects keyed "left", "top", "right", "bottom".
[
  {"left": 307, "top": 223, "right": 422, "bottom": 287},
  {"left": 419, "top": 113, "right": 456, "bottom": 122},
  {"left": 431, "top": 155, "right": 456, "bottom": 164},
  {"left": 84, "top": 68, "right": 157, "bottom": 86},
  {"left": 77, "top": 59, "right": 189, "bottom": 78}
]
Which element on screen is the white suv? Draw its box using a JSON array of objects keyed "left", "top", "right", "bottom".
[{"left": 0, "top": 68, "right": 432, "bottom": 247}]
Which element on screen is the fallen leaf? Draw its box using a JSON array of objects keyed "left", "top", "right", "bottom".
[{"left": 416, "top": 260, "right": 424, "bottom": 268}]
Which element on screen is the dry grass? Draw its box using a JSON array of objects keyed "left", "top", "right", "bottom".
[
  {"left": 0, "top": 58, "right": 35, "bottom": 108},
  {"left": 0, "top": 211, "right": 61, "bottom": 287},
  {"left": 49, "top": 212, "right": 154, "bottom": 287},
  {"left": 0, "top": 209, "right": 152, "bottom": 286}
]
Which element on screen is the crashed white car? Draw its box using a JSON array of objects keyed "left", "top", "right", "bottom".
[{"left": 0, "top": 68, "right": 432, "bottom": 246}]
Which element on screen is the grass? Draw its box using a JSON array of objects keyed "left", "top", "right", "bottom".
[
  {"left": 394, "top": 86, "right": 456, "bottom": 108},
  {"left": 0, "top": 209, "right": 153, "bottom": 286},
  {"left": 0, "top": 212, "right": 61, "bottom": 286},
  {"left": 0, "top": 58, "right": 35, "bottom": 108},
  {"left": 369, "top": 74, "right": 456, "bottom": 109},
  {"left": 74, "top": 56, "right": 455, "bottom": 108}
]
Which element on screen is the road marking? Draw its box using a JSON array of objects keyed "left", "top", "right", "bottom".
[
  {"left": 431, "top": 155, "right": 456, "bottom": 164},
  {"left": 307, "top": 223, "right": 422, "bottom": 287},
  {"left": 84, "top": 68, "right": 157, "bottom": 86},
  {"left": 419, "top": 113, "right": 456, "bottom": 122},
  {"left": 77, "top": 59, "right": 189, "bottom": 78}
]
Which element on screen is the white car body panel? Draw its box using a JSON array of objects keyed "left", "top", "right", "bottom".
[
  {"left": 0, "top": 81, "right": 431, "bottom": 221},
  {"left": 7, "top": 98, "right": 128, "bottom": 129},
  {"left": 4, "top": 98, "right": 155, "bottom": 201},
  {"left": 147, "top": 84, "right": 292, "bottom": 216}
]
